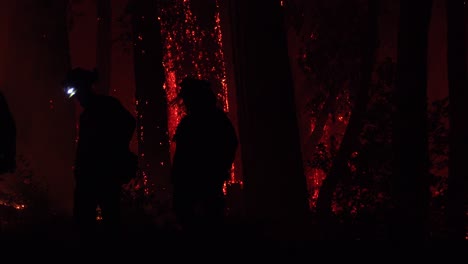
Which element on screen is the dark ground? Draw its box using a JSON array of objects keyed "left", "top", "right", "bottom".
[{"left": 0, "top": 207, "right": 465, "bottom": 263}]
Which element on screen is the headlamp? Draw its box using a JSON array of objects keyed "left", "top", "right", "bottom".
[{"left": 65, "top": 86, "right": 77, "bottom": 98}]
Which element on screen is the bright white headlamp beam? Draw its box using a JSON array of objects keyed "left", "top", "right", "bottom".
[{"left": 66, "top": 87, "right": 77, "bottom": 98}]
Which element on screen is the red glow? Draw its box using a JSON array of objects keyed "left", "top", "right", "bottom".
[{"left": 160, "top": 0, "right": 234, "bottom": 183}]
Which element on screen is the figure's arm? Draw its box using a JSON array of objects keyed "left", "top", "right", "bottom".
[
  {"left": 113, "top": 98, "right": 136, "bottom": 144},
  {"left": 170, "top": 117, "right": 190, "bottom": 184}
]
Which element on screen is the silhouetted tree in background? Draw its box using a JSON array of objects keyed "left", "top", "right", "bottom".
[
  {"left": 96, "top": 0, "right": 111, "bottom": 95},
  {"left": 226, "top": 0, "right": 309, "bottom": 239},
  {"left": 289, "top": 0, "right": 369, "bottom": 166},
  {"left": 315, "top": 0, "right": 380, "bottom": 236},
  {"left": 3, "top": 0, "right": 76, "bottom": 214},
  {"left": 126, "top": 0, "right": 171, "bottom": 204},
  {"left": 446, "top": 0, "right": 468, "bottom": 240},
  {"left": 392, "top": 0, "right": 433, "bottom": 240}
]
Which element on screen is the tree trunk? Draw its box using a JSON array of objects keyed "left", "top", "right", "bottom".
[
  {"left": 446, "top": 0, "right": 468, "bottom": 241},
  {"left": 130, "top": 0, "right": 171, "bottom": 200},
  {"left": 392, "top": 0, "right": 432, "bottom": 240},
  {"left": 217, "top": 0, "right": 244, "bottom": 219},
  {"left": 4, "top": 0, "right": 75, "bottom": 214},
  {"left": 285, "top": 0, "right": 334, "bottom": 174},
  {"left": 226, "top": 0, "right": 309, "bottom": 239},
  {"left": 315, "top": 0, "right": 380, "bottom": 236},
  {"left": 96, "top": 0, "right": 111, "bottom": 95},
  {"left": 0, "top": 0, "right": 11, "bottom": 85}
]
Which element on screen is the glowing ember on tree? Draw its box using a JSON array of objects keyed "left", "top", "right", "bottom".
[
  {"left": 0, "top": 200, "right": 26, "bottom": 210},
  {"left": 160, "top": 0, "right": 235, "bottom": 184}
]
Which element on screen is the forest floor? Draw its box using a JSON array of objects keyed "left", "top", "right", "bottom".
[
  {"left": 0, "top": 204, "right": 464, "bottom": 262},
  {"left": 0, "top": 180, "right": 466, "bottom": 262}
]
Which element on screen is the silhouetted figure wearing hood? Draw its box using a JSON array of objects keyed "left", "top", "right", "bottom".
[
  {"left": 0, "top": 91, "right": 16, "bottom": 175},
  {"left": 63, "top": 68, "right": 136, "bottom": 240},
  {"left": 171, "top": 77, "right": 238, "bottom": 237}
]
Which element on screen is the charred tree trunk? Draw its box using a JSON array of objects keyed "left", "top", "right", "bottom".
[
  {"left": 315, "top": 0, "right": 379, "bottom": 236},
  {"left": 96, "top": 0, "right": 111, "bottom": 95},
  {"left": 227, "top": 0, "right": 309, "bottom": 238},
  {"left": 129, "top": 0, "right": 171, "bottom": 199},
  {"left": 392, "top": 0, "right": 432, "bottom": 240},
  {"left": 446, "top": 0, "right": 468, "bottom": 241}
]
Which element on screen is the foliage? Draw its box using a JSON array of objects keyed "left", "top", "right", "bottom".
[
  {"left": 333, "top": 58, "right": 395, "bottom": 217},
  {"left": 0, "top": 154, "right": 51, "bottom": 231},
  {"left": 285, "top": 0, "right": 369, "bottom": 91},
  {"left": 300, "top": 1, "right": 367, "bottom": 86},
  {"left": 304, "top": 57, "right": 449, "bottom": 223},
  {"left": 285, "top": 0, "right": 375, "bottom": 214},
  {"left": 427, "top": 96, "right": 449, "bottom": 198}
]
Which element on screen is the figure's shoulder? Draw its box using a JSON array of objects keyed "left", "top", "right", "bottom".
[
  {"left": 98, "top": 95, "right": 121, "bottom": 106},
  {"left": 172, "top": 116, "right": 186, "bottom": 141},
  {"left": 215, "top": 109, "right": 234, "bottom": 126},
  {"left": 98, "top": 95, "right": 130, "bottom": 112},
  {"left": 0, "top": 91, "right": 8, "bottom": 107},
  {"left": 177, "top": 115, "right": 192, "bottom": 129},
  {"left": 175, "top": 115, "right": 195, "bottom": 132},
  {"left": 214, "top": 108, "right": 229, "bottom": 118}
]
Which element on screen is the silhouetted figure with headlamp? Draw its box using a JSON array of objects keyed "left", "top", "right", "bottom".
[
  {"left": 0, "top": 90, "right": 16, "bottom": 176},
  {"left": 63, "top": 68, "right": 136, "bottom": 241},
  {"left": 171, "top": 77, "right": 238, "bottom": 238}
]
